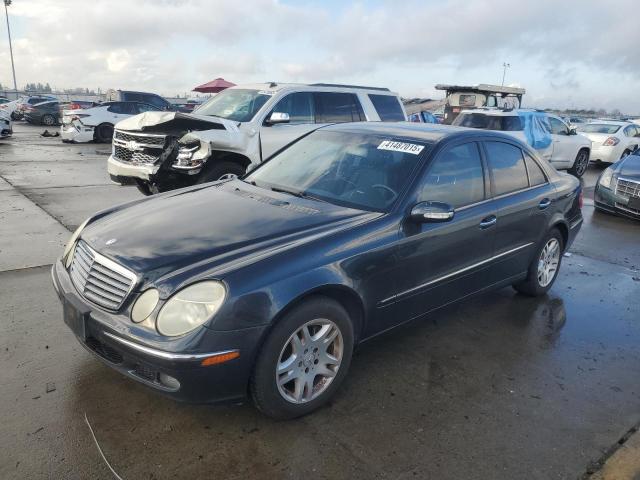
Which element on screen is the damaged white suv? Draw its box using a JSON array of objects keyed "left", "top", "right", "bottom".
[{"left": 108, "top": 83, "right": 407, "bottom": 194}]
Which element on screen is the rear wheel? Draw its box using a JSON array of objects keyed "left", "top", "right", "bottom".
[
  {"left": 95, "top": 123, "right": 114, "bottom": 143},
  {"left": 197, "top": 161, "right": 245, "bottom": 184},
  {"left": 513, "top": 228, "right": 563, "bottom": 296},
  {"left": 568, "top": 149, "right": 589, "bottom": 177},
  {"left": 621, "top": 149, "right": 632, "bottom": 161},
  {"left": 250, "top": 296, "right": 354, "bottom": 420},
  {"left": 41, "top": 114, "right": 56, "bottom": 126}
]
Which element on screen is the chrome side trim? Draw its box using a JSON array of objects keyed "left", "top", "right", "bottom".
[
  {"left": 383, "top": 242, "right": 534, "bottom": 303},
  {"left": 103, "top": 331, "right": 238, "bottom": 361}
]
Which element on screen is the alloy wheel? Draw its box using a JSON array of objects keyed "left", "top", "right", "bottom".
[
  {"left": 575, "top": 151, "right": 589, "bottom": 176},
  {"left": 276, "top": 319, "right": 343, "bottom": 404},
  {"left": 537, "top": 238, "right": 560, "bottom": 287}
]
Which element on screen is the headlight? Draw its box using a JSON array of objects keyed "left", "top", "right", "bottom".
[
  {"left": 63, "top": 218, "right": 90, "bottom": 267},
  {"left": 131, "top": 289, "right": 160, "bottom": 323},
  {"left": 598, "top": 167, "right": 614, "bottom": 189},
  {"left": 156, "top": 281, "right": 226, "bottom": 336}
]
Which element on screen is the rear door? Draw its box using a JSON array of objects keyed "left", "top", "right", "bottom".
[
  {"left": 393, "top": 141, "right": 498, "bottom": 320},
  {"left": 482, "top": 140, "right": 555, "bottom": 279}
]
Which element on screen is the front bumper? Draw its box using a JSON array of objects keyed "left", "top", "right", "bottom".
[
  {"left": 51, "top": 259, "right": 266, "bottom": 403},
  {"left": 108, "top": 155, "right": 159, "bottom": 182},
  {"left": 594, "top": 182, "right": 640, "bottom": 220},
  {"left": 61, "top": 122, "right": 95, "bottom": 143}
]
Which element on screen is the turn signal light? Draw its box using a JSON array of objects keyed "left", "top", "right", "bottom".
[{"left": 200, "top": 351, "right": 240, "bottom": 366}]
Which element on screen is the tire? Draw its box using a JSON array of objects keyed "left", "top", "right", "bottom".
[
  {"left": 10, "top": 111, "right": 21, "bottom": 121},
  {"left": 41, "top": 114, "right": 56, "bottom": 126},
  {"left": 197, "top": 161, "right": 246, "bottom": 184},
  {"left": 513, "top": 228, "right": 564, "bottom": 297},
  {"left": 250, "top": 296, "right": 354, "bottom": 420},
  {"left": 95, "top": 123, "right": 114, "bottom": 143},
  {"left": 620, "top": 149, "right": 632, "bottom": 161},
  {"left": 134, "top": 180, "right": 153, "bottom": 196},
  {"left": 568, "top": 149, "right": 589, "bottom": 178}
]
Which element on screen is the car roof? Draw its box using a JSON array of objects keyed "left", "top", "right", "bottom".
[
  {"left": 587, "top": 120, "right": 630, "bottom": 126},
  {"left": 227, "top": 82, "right": 399, "bottom": 96},
  {"left": 320, "top": 121, "right": 517, "bottom": 145},
  {"left": 458, "top": 108, "right": 543, "bottom": 117}
]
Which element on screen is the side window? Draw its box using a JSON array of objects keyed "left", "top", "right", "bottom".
[
  {"left": 368, "top": 94, "right": 405, "bottom": 121},
  {"left": 549, "top": 117, "right": 569, "bottom": 135},
  {"left": 524, "top": 153, "right": 547, "bottom": 186},
  {"left": 144, "top": 95, "right": 168, "bottom": 109},
  {"left": 623, "top": 125, "right": 637, "bottom": 137},
  {"left": 419, "top": 142, "right": 485, "bottom": 208},
  {"left": 107, "top": 102, "right": 124, "bottom": 114},
  {"left": 136, "top": 103, "right": 159, "bottom": 113},
  {"left": 314, "top": 93, "right": 365, "bottom": 123},
  {"left": 270, "top": 92, "right": 314, "bottom": 123},
  {"left": 485, "top": 141, "right": 529, "bottom": 195}
]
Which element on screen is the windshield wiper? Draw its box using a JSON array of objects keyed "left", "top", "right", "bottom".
[{"left": 270, "top": 186, "right": 328, "bottom": 203}]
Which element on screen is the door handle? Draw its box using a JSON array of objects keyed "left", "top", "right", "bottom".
[
  {"left": 539, "top": 198, "right": 551, "bottom": 210},
  {"left": 479, "top": 215, "right": 497, "bottom": 229}
]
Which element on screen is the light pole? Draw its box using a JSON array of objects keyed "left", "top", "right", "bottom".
[
  {"left": 4, "top": 0, "right": 17, "bottom": 92},
  {"left": 501, "top": 62, "right": 510, "bottom": 87}
]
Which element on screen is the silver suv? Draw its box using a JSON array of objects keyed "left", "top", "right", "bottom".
[{"left": 108, "top": 82, "right": 407, "bottom": 194}]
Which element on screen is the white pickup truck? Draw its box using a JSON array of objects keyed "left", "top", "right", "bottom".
[
  {"left": 453, "top": 108, "right": 592, "bottom": 177},
  {"left": 108, "top": 82, "right": 407, "bottom": 194}
]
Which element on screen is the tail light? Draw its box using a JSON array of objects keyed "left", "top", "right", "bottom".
[
  {"left": 70, "top": 114, "right": 89, "bottom": 121},
  {"left": 69, "top": 103, "right": 82, "bottom": 110},
  {"left": 603, "top": 137, "right": 619, "bottom": 146}
]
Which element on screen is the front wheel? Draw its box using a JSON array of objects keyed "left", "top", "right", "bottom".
[
  {"left": 568, "top": 149, "right": 589, "bottom": 178},
  {"left": 250, "top": 296, "right": 354, "bottom": 420},
  {"left": 513, "top": 228, "right": 564, "bottom": 296},
  {"left": 41, "top": 114, "right": 56, "bottom": 126},
  {"left": 95, "top": 123, "right": 114, "bottom": 143}
]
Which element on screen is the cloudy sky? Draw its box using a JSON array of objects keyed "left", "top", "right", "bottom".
[{"left": 1, "top": 0, "right": 639, "bottom": 113}]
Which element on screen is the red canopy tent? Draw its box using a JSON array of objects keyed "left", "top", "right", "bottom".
[{"left": 192, "top": 78, "right": 236, "bottom": 93}]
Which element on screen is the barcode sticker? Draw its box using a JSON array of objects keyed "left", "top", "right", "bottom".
[{"left": 377, "top": 140, "right": 424, "bottom": 155}]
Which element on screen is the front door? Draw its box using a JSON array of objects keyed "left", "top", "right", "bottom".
[{"left": 392, "top": 141, "right": 498, "bottom": 322}]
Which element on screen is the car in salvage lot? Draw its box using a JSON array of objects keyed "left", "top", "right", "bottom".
[
  {"left": 577, "top": 121, "right": 640, "bottom": 165},
  {"left": 52, "top": 122, "right": 582, "bottom": 419},
  {"left": 107, "top": 82, "right": 407, "bottom": 194},
  {"left": 0, "top": 108, "right": 12, "bottom": 138},
  {"left": 453, "top": 108, "right": 592, "bottom": 177},
  {"left": 61, "top": 101, "right": 162, "bottom": 143},
  {"left": 24, "top": 99, "right": 61, "bottom": 126},
  {"left": 594, "top": 150, "right": 640, "bottom": 220}
]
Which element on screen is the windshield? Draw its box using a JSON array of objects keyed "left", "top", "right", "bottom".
[
  {"left": 195, "top": 89, "right": 271, "bottom": 122},
  {"left": 577, "top": 124, "right": 621, "bottom": 134},
  {"left": 453, "top": 113, "right": 523, "bottom": 131},
  {"left": 245, "top": 131, "right": 428, "bottom": 212}
]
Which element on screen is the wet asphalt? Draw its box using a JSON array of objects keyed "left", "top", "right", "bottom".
[{"left": 0, "top": 123, "right": 639, "bottom": 479}]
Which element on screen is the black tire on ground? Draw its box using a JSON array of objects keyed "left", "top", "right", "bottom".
[
  {"left": 41, "top": 114, "right": 56, "bottom": 126},
  {"left": 621, "top": 149, "right": 632, "bottom": 160},
  {"left": 134, "top": 180, "right": 153, "bottom": 196},
  {"left": 568, "top": 148, "right": 590, "bottom": 178},
  {"left": 250, "top": 296, "right": 355, "bottom": 420},
  {"left": 95, "top": 123, "right": 114, "bottom": 143},
  {"left": 513, "top": 228, "right": 564, "bottom": 297},
  {"left": 10, "top": 112, "right": 20, "bottom": 121},
  {"left": 197, "top": 161, "right": 246, "bottom": 184}
]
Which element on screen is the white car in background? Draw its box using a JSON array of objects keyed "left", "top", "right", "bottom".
[
  {"left": 576, "top": 121, "right": 640, "bottom": 165},
  {"left": 453, "top": 108, "right": 592, "bottom": 177},
  {"left": 61, "top": 101, "right": 161, "bottom": 143},
  {"left": 0, "top": 108, "right": 12, "bottom": 138}
]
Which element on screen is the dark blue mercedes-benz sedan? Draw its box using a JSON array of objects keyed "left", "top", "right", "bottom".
[{"left": 52, "top": 122, "right": 583, "bottom": 419}]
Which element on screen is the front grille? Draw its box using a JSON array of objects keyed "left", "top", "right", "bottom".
[
  {"left": 112, "top": 129, "right": 166, "bottom": 165},
  {"left": 615, "top": 178, "right": 640, "bottom": 199},
  {"left": 86, "top": 336, "right": 124, "bottom": 364},
  {"left": 69, "top": 240, "right": 137, "bottom": 310},
  {"left": 114, "top": 129, "right": 166, "bottom": 146},
  {"left": 113, "top": 145, "right": 159, "bottom": 165}
]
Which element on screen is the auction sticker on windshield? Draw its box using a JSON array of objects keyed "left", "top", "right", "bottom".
[{"left": 377, "top": 140, "right": 424, "bottom": 155}]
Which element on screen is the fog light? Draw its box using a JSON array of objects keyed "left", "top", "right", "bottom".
[{"left": 159, "top": 373, "right": 180, "bottom": 390}]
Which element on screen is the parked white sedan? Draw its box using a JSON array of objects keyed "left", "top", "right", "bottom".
[
  {"left": 61, "top": 101, "right": 161, "bottom": 143},
  {"left": 577, "top": 121, "right": 640, "bottom": 165}
]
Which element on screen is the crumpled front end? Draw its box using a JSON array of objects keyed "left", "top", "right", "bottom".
[{"left": 0, "top": 111, "right": 11, "bottom": 138}]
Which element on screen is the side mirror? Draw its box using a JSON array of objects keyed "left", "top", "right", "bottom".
[
  {"left": 568, "top": 127, "right": 577, "bottom": 135},
  {"left": 410, "top": 201, "right": 455, "bottom": 223},
  {"left": 266, "top": 112, "right": 290, "bottom": 125}
]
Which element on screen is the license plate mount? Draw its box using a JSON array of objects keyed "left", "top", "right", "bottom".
[{"left": 63, "top": 295, "right": 90, "bottom": 341}]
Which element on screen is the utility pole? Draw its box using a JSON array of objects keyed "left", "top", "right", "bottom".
[
  {"left": 501, "top": 62, "right": 510, "bottom": 87},
  {"left": 4, "top": 0, "right": 17, "bottom": 92}
]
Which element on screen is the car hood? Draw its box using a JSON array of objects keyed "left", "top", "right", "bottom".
[
  {"left": 80, "top": 180, "right": 374, "bottom": 283},
  {"left": 617, "top": 154, "right": 640, "bottom": 178},
  {"left": 115, "top": 110, "right": 238, "bottom": 133}
]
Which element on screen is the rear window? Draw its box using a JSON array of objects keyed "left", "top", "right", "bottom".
[
  {"left": 459, "top": 94, "right": 476, "bottom": 107},
  {"left": 453, "top": 113, "right": 523, "bottom": 131},
  {"left": 578, "top": 124, "right": 621, "bottom": 134},
  {"left": 368, "top": 94, "right": 405, "bottom": 121}
]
